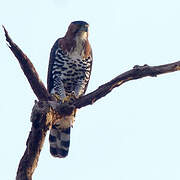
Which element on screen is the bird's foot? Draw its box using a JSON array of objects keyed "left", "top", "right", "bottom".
[
  {"left": 62, "top": 95, "right": 72, "bottom": 103},
  {"left": 64, "top": 92, "right": 79, "bottom": 104},
  {"left": 52, "top": 93, "right": 61, "bottom": 101},
  {"left": 52, "top": 93, "right": 72, "bottom": 104}
]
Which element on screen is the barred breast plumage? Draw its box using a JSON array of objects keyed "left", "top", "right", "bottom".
[{"left": 47, "top": 21, "right": 93, "bottom": 158}]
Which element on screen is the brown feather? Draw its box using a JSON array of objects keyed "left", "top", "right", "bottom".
[
  {"left": 84, "top": 40, "right": 92, "bottom": 59},
  {"left": 58, "top": 22, "right": 92, "bottom": 59},
  {"left": 58, "top": 23, "right": 77, "bottom": 53}
]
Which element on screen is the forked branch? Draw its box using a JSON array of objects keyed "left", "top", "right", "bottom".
[
  {"left": 3, "top": 26, "right": 180, "bottom": 180},
  {"left": 3, "top": 26, "right": 180, "bottom": 108}
]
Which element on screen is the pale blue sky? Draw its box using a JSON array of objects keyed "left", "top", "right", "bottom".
[{"left": 1, "top": 0, "right": 180, "bottom": 179}]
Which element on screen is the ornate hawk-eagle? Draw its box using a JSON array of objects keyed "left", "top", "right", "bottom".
[{"left": 47, "top": 21, "right": 93, "bottom": 158}]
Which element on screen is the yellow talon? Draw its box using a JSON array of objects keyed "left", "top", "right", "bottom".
[
  {"left": 52, "top": 93, "right": 61, "bottom": 101},
  {"left": 63, "top": 92, "right": 78, "bottom": 103},
  {"left": 62, "top": 95, "right": 71, "bottom": 103},
  {"left": 52, "top": 93, "right": 78, "bottom": 103}
]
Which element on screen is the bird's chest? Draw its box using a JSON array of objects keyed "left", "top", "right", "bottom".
[
  {"left": 59, "top": 57, "right": 88, "bottom": 91},
  {"left": 54, "top": 48, "right": 91, "bottom": 93},
  {"left": 61, "top": 58, "right": 84, "bottom": 79}
]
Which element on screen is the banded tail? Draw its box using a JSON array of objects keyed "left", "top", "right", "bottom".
[{"left": 49, "top": 125, "right": 71, "bottom": 158}]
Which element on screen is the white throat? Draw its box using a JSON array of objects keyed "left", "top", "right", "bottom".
[{"left": 69, "top": 32, "right": 88, "bottom": 58}]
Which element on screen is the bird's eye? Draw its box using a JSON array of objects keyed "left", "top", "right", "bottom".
[{"left": 73, "top": 28, "right": 79, "bottom": 34}]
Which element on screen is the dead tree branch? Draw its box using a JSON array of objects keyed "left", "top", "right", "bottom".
[
  {"left": 3, "top": 26, "right": 180, "bottom": 180},
  {"left": 3, "top": 26, "right": 180, "bottom": 108},
  {"left": 16, "top": 101, "right": 51, "bottom": 180},
  {"left": 74, "top": 62, "right": 180, "bottom": 108},
  {"left": 3, "top": 26, "right": 52, "bottom": 101}
]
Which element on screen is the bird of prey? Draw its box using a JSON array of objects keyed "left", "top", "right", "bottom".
[{"left": 47, "top": 21, "right": 93, "bottom": 158}]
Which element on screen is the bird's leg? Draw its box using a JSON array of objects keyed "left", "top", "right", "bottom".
[
  {"left": 72, "top": 79, "right": 85, "bottom": 101},
  {"left": 62, "top": 94, "right": 72, "bottom": 103},
  {"left": 52, "top": 93, "right": 61, "bottom": 101},
  {"left": 61, "top": 80, "right": 85, "bottom": 104},
  {"left": 51, "top": 77, "right": 67, "bottom": 103},
  {"left": 61, "top": 91, "right": 79, "bottom": 105},
  {"left": 53, "top": 77, "right": 78, "bottom": 103}
]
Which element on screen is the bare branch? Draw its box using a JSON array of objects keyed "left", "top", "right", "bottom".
[
  {"left": 16, "top": 101, "right": 51, "bottom": 180},
  {"left": 2, "top": 26, "right": 52, "bottom": 101},
  {"left": 3, "top": 26, "right": 180, "bottom": 179},
  {"left": 3, "top": 26, "right": 180, "bottom": 109},
  {"left": 74, "top": 62, "right": 180, "bottom": 108}
]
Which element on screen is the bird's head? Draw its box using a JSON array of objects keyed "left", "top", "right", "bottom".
[
  {"left": 65, "top": 21, "right": 89, "bottom": 41},
  {"left": 60, "top": 21, "right": 91, "bottom": 58}
]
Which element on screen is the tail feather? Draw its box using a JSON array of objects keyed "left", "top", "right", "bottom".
[{"left": 49, "top": 125, "right": 71, "bottom": 158}]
